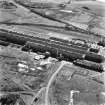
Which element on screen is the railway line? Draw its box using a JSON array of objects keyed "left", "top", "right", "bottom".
[{"left": 0, "top": 21, "right": 102, "bottom": 42}]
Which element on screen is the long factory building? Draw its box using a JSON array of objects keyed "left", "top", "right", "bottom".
[{"left": 0, "top": 28, "right": 105, "bottom": 72}]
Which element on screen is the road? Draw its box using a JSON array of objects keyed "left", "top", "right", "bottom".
[{"left": 45, "top": 61, "right": 71, "bottom": 105}]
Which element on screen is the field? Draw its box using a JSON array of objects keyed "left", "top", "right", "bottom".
[{"left": 0, "top": 0, "right": 105, "bottom": 105}]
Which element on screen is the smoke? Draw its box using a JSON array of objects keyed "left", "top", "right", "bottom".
[{"left": 97, "top": 0, "right": 105, "bottom": 2}]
